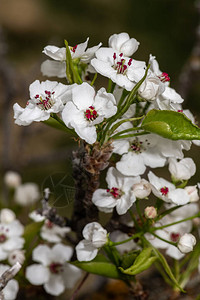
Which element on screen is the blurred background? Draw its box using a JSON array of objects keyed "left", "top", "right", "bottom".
[{"left": 0, "top": 0, "right": 200, "bottom": 209}]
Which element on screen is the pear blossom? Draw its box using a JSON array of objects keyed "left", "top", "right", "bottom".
[
  {"left": 29, "top": 210, "right": 45, "bottom": 222},
  {"left": 92, "top": 167, "right": 140, "bottom": 215},
  {"left": 26, "top": 244, "right": 81, "bottom": 296},
  {"left": 13, "top": 80, "right": 73, "bottom": 126},
  {"left": 108, "top": 32, "right": 139, "bottom": 57},
  {"left": 146, "top": 214, "right": 193, "bottom": 260},
  {"left": 116, "top": 134, "right": 166, "bottom": 176},
  {"left": 132, "top": 179, "right": 151, "bottom": 199},
  {"left": 76, "top": 222, "right": 108, "bottom": 261},
  {"left": 148, "top": 171, "right": 190, "bottom": 205},
  {"left": 62, "top": 82, "right": 117, "bottom": 144},
  {"left": 14, "top": 183, "right": 40, "bottom": 206},
  {"left": 0, "top": 264, "right": 19, "bottom": 300},
  {"left": 0, "top": 220, "right": 24, "bottom": 260},
  {"left": 91, "top": 47, "right": 146, "bottom": 91},
  {"left": 40, "top": 220, "right": 71, "bottom": 243},
  {"left": 8, "top": 250, "right": 25, "bottom": 266},
  {"left": 138, "top": 75, "right": 165, "bottom": 101},
  {"left": 41, "top": 38, "right": 102, "bottom": 77},
  {"left": 177, "top": 233, "right": 196, "bottom": 253},
  {"left": 4, "top": 171, "right": 21, "bottom": 189},
  {"left": 168, "top": 157, "right": 196, "bottom": 181}
]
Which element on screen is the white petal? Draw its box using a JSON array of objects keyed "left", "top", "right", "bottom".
[
  {"left": 41, "top": 60, "right": 66, "bottom": 78},
  {"left": 44, "top": 274, "right": 65, "bottom": 296},
  {"left": 42, "top": 45, "right": 66, "bottom": 61},
  {"left": 51, "top": 244, "right": 73, "bottom": 262},
  {"left": 72, "top": 82, "right": 95, "bottom": 110},
  {"left": 32, "top": 245, "right": 52, "bottom": 265},
  {"left": 62, "top": 264, "right": 82, "bottom": 289},
  {"left": 75, "top": 240, "right": 98, "bottom": 262},
  {"left": 74, "top": 125, "right": 97, "bottom": 144},
  {"left": 116, "top": 152, "right": 146, "bottom": 176},
  {"left": 168, "top": 189, "right": 190, "bottom": 205},
  {"left": 116, "top": 194, "right": 136, "bottom": 215},
  {"left": 26, "top": 264, "right": 49, "bottom": 285},
  {"left": 3, "top": 280, "right": 19, "bottom": 300}
]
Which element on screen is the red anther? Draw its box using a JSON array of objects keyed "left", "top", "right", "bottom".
[
  {"left": 170, "top": 232, "right": 180, "bottom": 242},
  {"left": 160, "top": 186, "right": 169, "bottom": 196}
]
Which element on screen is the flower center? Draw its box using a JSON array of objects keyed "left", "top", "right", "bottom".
[
  {"left": 107, "top": 187, "right": 122, "bottom": 199},
  {"left": 49, "top": 262, "right": 63, "bottom": 274},
  {"left": 45, "top": 220, "right": 54, "bottom": 229},
  {"left": 129, "top": 138, "right": 143, "bottom": 153},
  {"left": 71, "top": 45, "right": 77, "bottom": 53},
  {"left": 35, "top": 90, "right": 55, "bottom": 110},
  {"left": 170, "top": 232, "right": 180, "bottom": 242},
  {"left": 158, "top": 72, "right": 170, "bottom": 83},
  {"left": 112, "top": 52, "right": 132, "bottom": 75},
  {"left": 160, "top": 186, "right": 169, "bottom": 196},
  {"left": 0, "top": 234, "right": 7, "bottom": 243},
  {"left": 177, "top": 109, "right": 183, "bottom": 113},
  {"left": 85, "top": 106, "right": 98, "bottom": 121}
]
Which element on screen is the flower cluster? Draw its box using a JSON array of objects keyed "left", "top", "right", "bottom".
[{"left": 9, "top": 32, "right": 200, "bottom": 298}]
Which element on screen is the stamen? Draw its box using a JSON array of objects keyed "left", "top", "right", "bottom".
[
  {"left": 130, "top": 138, "right": 143, "bottom": 153},
  {"left": 85, "top": 106, "right": 98, "bottom": 121},
  {"left": 112, "top": 52, "right": 131, "bottom": 75},
  {"left": 0, "top": 234, "right": 7, "bottom": 243},
  {"left": 160, "top": 186, "right": 169, "bottom": 196},
  {"left": 71, "top": 45, "right": 78, "bottom": 53},
  {"left": 35, "top": 90, "right": 55, "bottom": 110},
  {"left": 158, "top": 72, "right": 170, "bottom": 83},
  {"left": 49, "top": 262, "right": 63, "bottom": 274},
  {"left": 170, "top": 232, "right": 180, "bottom": 242},
  {"left": 107, "top": 187, "right": 121, "bottom": 199}
]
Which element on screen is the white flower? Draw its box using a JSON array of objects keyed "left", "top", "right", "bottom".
[
  {"left": 148, "top": 171, "right": 190, "bottom": 205},
  {"left": 0, "top": 264, "right": 19, "bottom": 300},
  {"left": 0, "top": 220, "right": 24, "bottom": 260},
  {"left": 168, "top": 157, "right": 196, "bottom": 181},
  {"left": 14, "top": 183, "right": 40, "bottom": 206},
  {"left": 146, "top": 214, "right": 193, "bottom": 260},
  {"left": 116, "top": 134, "right": 166, "bottom": 176},
  {"left": 138, "top": 75, "right": 165, "bottom": 101},
  {"left": 184, "top": 186, "right": 199, "bottom": 202},
  {"left": 91, "top": 48, "right": 146, "bottom": 91},
  {"left": 62, "top": 82, "right": 117, "bottom": 144},
  {"left": 41, "top": 39, "right": 102, "bottom": 77},
  {"left": 8, "top": 250, "right": 25, "bottom": 266},
  {"left": 92, "top": 167, "right": 140, "bottom": 215},
  {"left": 177, "top": 233, "right": 196, "bottom": 253},
  {"left": 29, "top": 210, "right": 45, "bottom": 222},
  {"left": 0, "top": 209, "right": 16, "bottom": 224},
  {"left": 26, "top": 244, "right": 81, "bottom": 296},
  {"left": 132, "top": 179, "right": 151, "bottom": 199},
  {"left": 13, "top": 80, "right": 73, "bottom": 126},
  {"left": 76, "top": 222, "right": 107, "bottom": 261},
  {"left": 40, "top": 220, "right": 71, "bottom": 243},
  {"left": 4, "top": 171, "right": 21, "bottom": 189},
  {"left": 108, "top": 32, "right": 139, "bottom": 57}
]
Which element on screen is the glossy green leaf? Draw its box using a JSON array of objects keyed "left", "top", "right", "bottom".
[
  {"left": 141, "top": 109, "right": 200, "bottom": 140},
  {"left": 70, "top": 255, "right": 121, "bottom": 279},
  {"left": 121, "top": 250, "right": 140, "bottom": 270}
]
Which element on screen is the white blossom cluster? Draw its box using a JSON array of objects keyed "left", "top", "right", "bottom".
[{"left": 10, "top": 32, "right": 200, "bottom": 297}]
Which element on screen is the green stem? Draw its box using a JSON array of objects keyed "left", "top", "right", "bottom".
[
  {"left": 174, "top": 259, "right": 180, "bottom": 281},
  {"left": 91, "top": 73, "right": 97, "bottom": 86},
  {"left": 108, "top": 232, "right": 143, "bottom": 247},
  {"left": 135, "top": 199, "right": 144, "bottom": 224},
  {"left": 152, "top": 212, "right": 200, "bottom": 231},
  {"left": 128, "top": 209, "right": 140, "bottom": 230},
  {"left": 151, "top": 232, "right": 177, "bottom": 247}
]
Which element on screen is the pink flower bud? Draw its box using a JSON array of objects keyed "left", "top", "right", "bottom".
[
  {"left": 144, "top": 206, "right": 157, "bottom": 219},
  {"left": 132, "top": 179, "right": 151, "bottom": 199},
  {"left": 184, "top": 186, "right": 199, "bottom": 202},
  {"left": 178, "top": 233, "right": 196, "bottom": 253}
]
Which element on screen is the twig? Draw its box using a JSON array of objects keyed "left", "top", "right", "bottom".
[{"left": 0, "top": 262, "right": 21, "bottom": 300}]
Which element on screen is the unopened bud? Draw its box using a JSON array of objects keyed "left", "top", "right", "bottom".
[
  {"left": 177, "top": 233, "right": 196, "bottom": 254},
  {"left": 0, "top": 209, "right": 16, "bottom": 224},
  {"left": 132, "top": 179, "right": 151, "bottom": 199},
  {"left": 8, "top": 250, "right": 25, "bottom": 265},
  {"left": 144, "top": 206, "right": 157, "bottom": 219},
  {"left": 184, "top": 185, "right": 199, "bottom": 202},
  {"left": 4, "top": 171, "right": 21, "bottom": 189}
]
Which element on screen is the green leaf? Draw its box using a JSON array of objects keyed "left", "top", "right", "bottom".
[
  {"left": 121, "top": 250, "right": 140, "bottom": 270},
  {"left": 23, "top": 221, "right": 43, "bottom": 249},
  {"left": 141, "top": 109, "right": 200, "bottom": 140},
  {"left": 119, "top": 248, "right": 157, "bottom": 275},
  {"left": 70, "top": 255, "right": 121, "bottom": 279},
  {"left": 151, "top": 246, "right": 185, "bottom": 292},
  {"left": 65, "top": 40, "right": 80, "bottom": 84}
]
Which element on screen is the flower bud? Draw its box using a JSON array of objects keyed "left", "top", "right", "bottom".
[
  {"left": 132, "top": 179, "right": 151, "bottom": 199},
  {"left": 8, "top": 250, "right": 25, "bottom": 265},
  {"left": 184, "top": 185, "right": 199, "bottom": 202},
  {"left": 168, "top": 158, "right": 196, "bottom": 181},
  {"left": 0, "top": 209, "right": 16, "bottom": 224},
  {"left": 144, "top": 206, "right": 157, "bottom": 219},
  {"left": 177, "top": 233, "right": 196, "bottom": 254},
  {"left": 4, "top": 171, "right": 21, "bottom": 189},
  {"left": 138, "top": 77, "right": 164, "bottom": 101}
]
